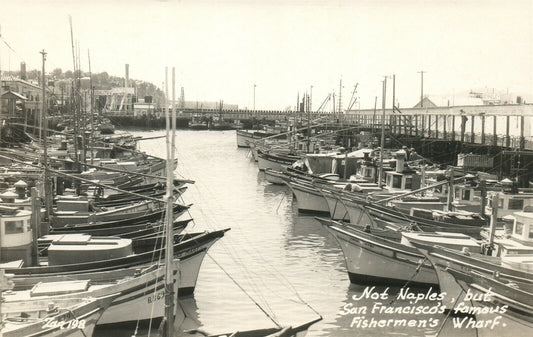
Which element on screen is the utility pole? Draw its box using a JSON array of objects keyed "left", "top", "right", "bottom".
[
  {"left": 392, "top": 74, "right": 396, "bottom": 113},
  {"left": 418, "top": 70, "right": 425, "bottom": 107},
  {"left": 372, "top": 96, "right": 377, "bottom": 134}
]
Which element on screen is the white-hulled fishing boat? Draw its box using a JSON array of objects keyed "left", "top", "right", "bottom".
[
  {"left": 2, "top": 293, "right": 117, "bottom": 337},
  {"left": 318, "top": 217, "right": 438, "bottom": 288},
  {"left": 257, "top": 149, "right": 300, "bottom": 172},
  {"left": 406, "top": 202, "right": 533, "bottom": 314},
  {"left": 285, "top": 179, "right": 330, "bottom": 214},
  {"left": 3, "top": 262, "right": 181, "bottom": 326},
  {"left": 236, "top": 130, "right": 276, "bottom": 148}
]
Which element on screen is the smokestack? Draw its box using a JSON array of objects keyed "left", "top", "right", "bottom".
[
  {"left": 125, "top": 64, "right": 129, "bottom": 88},
  {"left": 394, "top": 149, "right": 406, "bottom": 173},
  {"left": 20, "top": 62, "right": 27, "bottom": 80}
]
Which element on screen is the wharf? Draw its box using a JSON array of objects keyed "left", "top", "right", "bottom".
[
  {"left": 103, "top": 104, "right": 533, "bottom": 186},
  {"left": 106, "top": 103, "right": 533, "bottom": 149}
]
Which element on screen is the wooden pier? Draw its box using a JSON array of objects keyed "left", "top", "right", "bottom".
[{"left": 110, "top": 103, "right": 532, "bottom": 149}]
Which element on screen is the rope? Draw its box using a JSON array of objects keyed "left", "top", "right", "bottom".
[
  {"left": 435, "top": 288, "right": 465, "bottom": 337},
  {"left": 65, "top": 309, "right": 89, "bottom": 337},
  {"left": 388, "top": 257, "right": 428, "bottom": 306},
  {"left": 207, "top": 253, "right": 282, "bottom": 329},
  {"left": 275, "top": 194, "right": 286, "bottom": 213}
]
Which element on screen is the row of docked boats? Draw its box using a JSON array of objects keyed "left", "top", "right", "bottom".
[
  {"left": 0, "top": 120, "right": 320, "bottom": 336},
  {"left": 0, "top": 126, "right": 228, "bottom": 336},
  {"left": 239, "top": 129, "right": 533, "bottom": 334}
]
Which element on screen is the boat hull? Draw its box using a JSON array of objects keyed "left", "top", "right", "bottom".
[
  {"left": 96, "top": 260, "right": 183, "bottom": 325},
  {"left": 3, "top": 295, "right": 116, "bottom": 337},
  {"left": 322, "top": 222, "right": 438, "bottom": 288},
  {"left": 286, "top": 181, "right": 330, "bottom": 214},
  {"left": 319, "top": 188, "right": 350, "bottom": 221},
  {"left": 264, "top": 168, "right": 287, "bottom": 185}
]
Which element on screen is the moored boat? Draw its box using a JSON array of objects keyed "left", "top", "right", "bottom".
[
  {"left": 318, "top": 217, "right": 438, "bottom": 288},
  {"left": 2, "top": 293, "right": 117, "bottom": 337},
  {"left": 257, "top": 149, "right": 300, "bottom": 172}
]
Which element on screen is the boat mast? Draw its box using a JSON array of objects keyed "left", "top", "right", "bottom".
[
  {"left": 69, "top": 16, "right": 80, "bottom": 174},
  {"left": 378, "top": 77, "right": 387, "bottom": 186},
  {"left": 307, "top": 91, "right": 311, "bottom": 152},
  {"left": 0, "top": 25, "right": 3, "bottom": 143},
  {"left": 88, "top": 49, "right": 94, "bottom": 165},
  {"left": 163, "top": 66, "right": 176, "bottom": 337},
  {"left": 40, "top": 49, "right": 53, "bottom": 223}
]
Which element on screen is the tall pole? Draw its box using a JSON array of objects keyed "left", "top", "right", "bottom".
[
  {"left": 253, "top": 84, "right": 256, "bottom": 111},
  {"left": 392, "top": 74, "right": 396, "bottom": 134},
  {"left": 372, "top": 96, "right": 377, "bottom": 134},
  {"left": 88, "top": 49, "right": 94, "bottom": 165},
  {"left": 392, "top": 74, "right": 396, "bottom": 112},
  {"left": 40, "top": 49, "right": 52, "bottom": 222},
  {"left": 447, "top": 167, "right": 455, "bottom": 211},
  {"left": 418, "top": 70, "right": 425, "bottom": 107},
  {"left": 338, "top": 79, "right": 343, "bottom": 113},
  {"left": 310, "top": 85, "right": 313, "bottom": 112},
  {"left": 163, "top": 66, "right": 175, "bottom": 337},
  {"left": 0, "top": 25, "right": 2, "bottom": 144},
  {"left": 378, "top": 77, "right": 387, "bottom": 186},
  {"left": 69, "top": 16, "right": 80, "bottom": 174},
  {"left": 307, "top": 92, "right": 311, "bottom": 152}
]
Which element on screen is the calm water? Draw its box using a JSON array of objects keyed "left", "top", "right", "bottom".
[{"left": 96, "top": 129, "right": 512, "bottom": 337}]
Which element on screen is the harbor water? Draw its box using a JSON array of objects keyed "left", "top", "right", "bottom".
[{"left": 97, "top": 129, "right": 509, "bottom": 337}]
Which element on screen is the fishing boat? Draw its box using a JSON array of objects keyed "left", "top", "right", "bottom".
[
  {"left": 285, "top": 179, "right": 331, "bottom": 214},
  {"left": 50, "top": 197, "right": 188, "bottom": 228},
  {"left": 236, "top": 129, "right": 277, "bottom": 148},
  {"left": 331, "top": 184, "right": 486, "bottom": 237},
  {"left": 318, "top": 217, "right": 438, "bottom": 287},
  {"left": 46, "top": 217, "right": 191, "bottom": 237},
  {"left": 189, "top": 113, "right": 208, "bottom": 130},
  {"left": 3, "top": 227, "right": 227, "bottom": 297},
  {"left": 405, "top": 202, "right": 533, "bottom": 313},
  {"left": 0, "top": 206, "right": 33, "bottom": 266},
  {"left": 97, "top": 118, "right": 115, "bottom": 134},
  {"left": 3, "top": 261, "right": 183, "bottom": 326},
  {"left": 50, "top": 203, "right": 189, "bottom": 232},
  {"left": 257, "top": 149, "right": 300, "bottom": 172},
  {"left": 2, "top": 293, "right": 117, "bottom": 337}
]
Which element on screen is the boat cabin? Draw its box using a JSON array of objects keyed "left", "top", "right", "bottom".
[
  {"left": 510, "top": 210, "right": 533, "bottom": 247},
  {"left": 486, "top": 186, "right": 533, "bottom": 219},
  {"left": 44, "top": 234, "right": 133, "bottom": 265},
  {"left": 492, "top": 208, "right": 533, "bottom": 258},
  {"left": 384, "top": 150, "right": 421, "bottom": 192},
  {"left": 0, "top": 206, "right": 32, "bottom": 265}
]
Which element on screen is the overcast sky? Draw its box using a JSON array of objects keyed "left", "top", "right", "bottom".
[{"left": 0, "top": 0, "right": 531, "bottom": 110}]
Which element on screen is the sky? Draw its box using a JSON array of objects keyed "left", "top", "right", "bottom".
[{"left": 0, "top": 0, "right": 532, "bottom": 110}]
